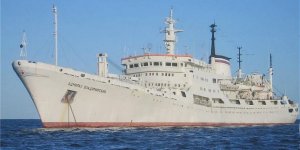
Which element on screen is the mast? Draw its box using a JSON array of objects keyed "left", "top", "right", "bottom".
[
  {"left": 20, "top": 30, "right": 27, "bottom": 59},
  {"left": 269, "top": 53, "right": 273, "bottom": 96},
  {"left": 209, "top": 23, "right": 217, "bottom": 64},
  {"left": 163, "top": 8, "right": 183, "bottom": 55},
  {"left": 237, "top": 46, "right": 242, "bottom": 78},
  {"left": 53, "top": 5, "right": 58, "bottom": 65}
]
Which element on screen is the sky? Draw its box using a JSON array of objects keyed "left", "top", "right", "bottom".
[{"left": 1, "top": 0, "right": 299, "bottom": 119}]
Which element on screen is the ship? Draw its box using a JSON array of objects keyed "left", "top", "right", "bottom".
[{"left": 12, "top": 6, "right": 298, "bottom": 128}]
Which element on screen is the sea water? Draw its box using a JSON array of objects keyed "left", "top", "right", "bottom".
[{"left": 1, "top": 119, "right": 299, "bottom": 149}]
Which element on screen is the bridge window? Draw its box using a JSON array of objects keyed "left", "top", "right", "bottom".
[
  {"left": 130, "top": 64, "right": 134, "bottom": 68},
  {"left": 166, "top": 62, "right": 171, "bottom": 66},
  {"left": 134, "top": 63, "right": 139, "bottom": 67},
  {"left": 213, "top": 78, "right": 217, "bottom": 83},
  {"left": 154, "top": 62, "right": 160, "bottom": 66},
  {"left": 143, "top": 62, "right": 148, "bottom": 66},
  {"left": 172, "top": 63, "right": 177, "bottom": 67}
]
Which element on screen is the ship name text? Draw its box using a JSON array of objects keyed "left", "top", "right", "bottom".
[{"left": 68, "top": 82, "right": 106, "bottom": 93}]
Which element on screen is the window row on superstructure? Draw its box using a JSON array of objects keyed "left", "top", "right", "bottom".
[
  {"left": 127, "top": 61, "right": 187, "bottom": 69},
  {"left": 131, "top": 72, "right": 187, "bottom": 78},
  {"left": 199, "top": 87, "right": 220, "bottom": 93},
  {"left": 144, "top": 82, "right": 186, "bottom": 88},
  {"left": 193, "top": 94, "right": 288, "bottom": 107}
]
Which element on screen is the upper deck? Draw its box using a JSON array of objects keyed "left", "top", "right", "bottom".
[
  {"left": 121, "top": 53, "right": 192, "bottom": 61},
  {"left": 121, "top": 53, "right": 213, "bottom": 74}
]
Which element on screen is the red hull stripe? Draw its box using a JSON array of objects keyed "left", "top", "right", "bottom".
[
  {"left": 215, "top": 59, "right": 230, "bottom": 65},
  {"left": 43, "top": 122, "right": 289, "bottom": 128}
]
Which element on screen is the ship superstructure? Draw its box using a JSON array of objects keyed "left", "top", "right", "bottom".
[{"left": 12, "top": 7, "right": 298, "bottom": 127}]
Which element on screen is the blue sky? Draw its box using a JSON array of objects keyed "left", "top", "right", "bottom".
[{"left": 1, "top": 0, "right": 299, "bottom": 119}]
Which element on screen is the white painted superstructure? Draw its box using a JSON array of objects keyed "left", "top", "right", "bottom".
[{"left": 12, "top": 7, "right": 298, "bottom": 128}]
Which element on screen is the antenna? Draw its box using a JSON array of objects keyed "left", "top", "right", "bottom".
[
  {"left": 141, "top": 43, "right": 152, "bottom": 54},
  {"left": 269, "top": 53, "right": 272, "bottom": 68},
  {"left": 269, "top": 52, "right": 273, "bottom": 96},
  {"left": 142, "top": 47, "right": 148, "bottom": 54},
  {"left": 53, "top": 5, "right": 58, "bottom": 65},
  {"left": 123, "top": 45, "right": 127, "bottom": 58},
  {"left": 237, "top": 46, "right": 242, "bottom": 78},
  {"left": 146, "top": 43, "right": 152, "bottom": 54},
  {"left": 20, "top": 30, "right": 27, "bottom": 59},
  {"left": 237, "top": 46, "right": 242, "bottom": 70},
  {"left": 184, "top": 45, "right": 190, "bottom": 54}
]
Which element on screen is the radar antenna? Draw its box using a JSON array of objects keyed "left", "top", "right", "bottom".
[
  {"left": 20, "top": 30, "right": 27, "bottom": 59},
  {"left": 162, "top": 8, "right": 183, "bottom": 55}
]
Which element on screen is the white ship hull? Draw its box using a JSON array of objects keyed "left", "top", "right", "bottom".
[{"left": 13, "top": 60, "right": 298, "bottom": 128}]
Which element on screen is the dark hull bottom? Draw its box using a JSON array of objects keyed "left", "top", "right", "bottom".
[{"left": 43, "top": 122, "right": 293, "bottom": 128}]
